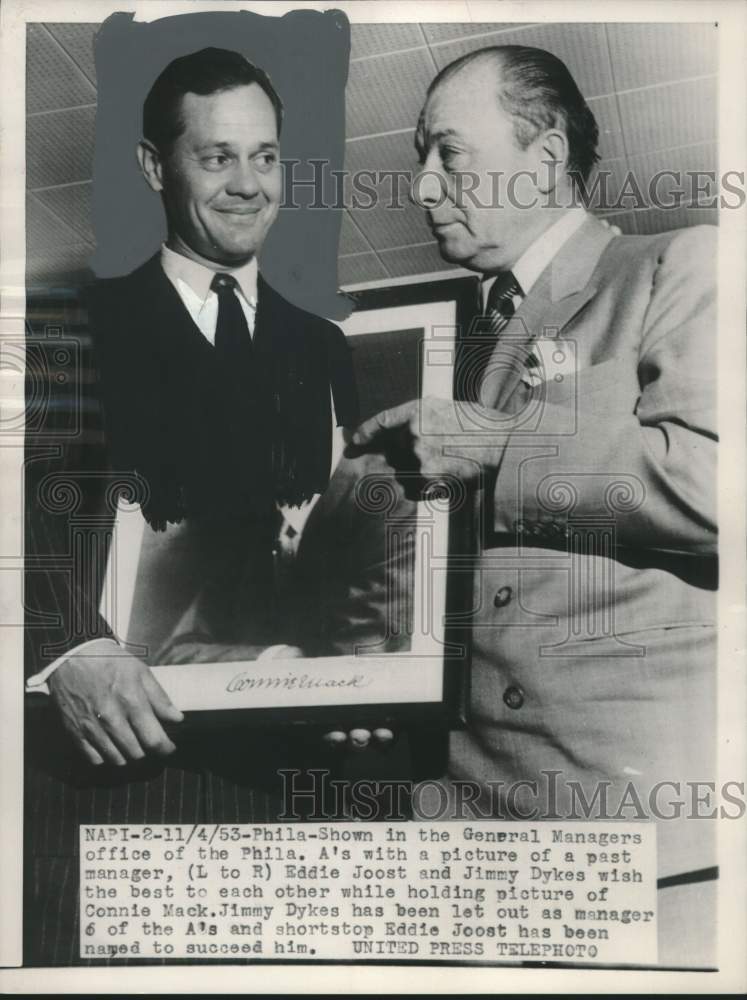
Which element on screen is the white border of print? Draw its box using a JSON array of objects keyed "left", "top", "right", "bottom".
[{"left": 1, "top": 0, "right": 745, "bottom": 994}]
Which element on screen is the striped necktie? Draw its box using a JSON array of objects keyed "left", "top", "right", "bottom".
[
  {"left": 457, "top": 271, "right": 522, "bottom": 402},
  {"left": 485, "top": 269, "right": 522, "bottom": 335}
]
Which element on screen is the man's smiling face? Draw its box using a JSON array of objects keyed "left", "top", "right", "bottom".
[{"left": 157, "top": 83, "right": 282, "bottom": 267}]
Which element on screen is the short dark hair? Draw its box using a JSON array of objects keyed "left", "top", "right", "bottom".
[
  {"left": 429, "top": 45, "right": 600, "bottom": 182},
  {"left": 143, "top": 47, "right": 284, "bottom": 154}
]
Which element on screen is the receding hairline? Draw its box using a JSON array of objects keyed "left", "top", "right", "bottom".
[
  {"left": 425, "top": 48, "right": 510, "bottom": 104},
  {"left": 418, "top": 44, "right": 600, "bottom": 181},
  {"left": 417, "top": 50, "right": 513, "bottom": 145}
]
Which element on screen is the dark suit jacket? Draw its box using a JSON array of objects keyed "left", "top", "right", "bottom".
[{"left": 27, "top": 254, "right": 357, "bottom": 671}]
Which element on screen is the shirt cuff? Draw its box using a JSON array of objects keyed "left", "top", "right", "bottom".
[{"left": 25, "top": 637, "right": 123, "bottom": 695}]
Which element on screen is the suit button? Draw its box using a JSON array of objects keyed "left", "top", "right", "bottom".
[
  {"left": 503, "top": 685, "right": 525, "bottom": 710},
  {"left": 493, "top": 586, "right": 513, "bottom": 608}
]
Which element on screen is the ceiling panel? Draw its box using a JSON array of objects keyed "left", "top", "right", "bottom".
[
  {"left": 346, "top": 47, "right": 436, "bottom": 138},
  {"left": 379, "top": 241, "right": 459, "bottom": 278},
  {"left": 339, "top": 211, "right": 372, "bottom": 255},
  {"left": 26, "top": 105, "right": 96, "bottom": 189},
  {"left": 587, "top": 94, "right": 626, "bottom": 161},
  {"left": 423, "top": 23, "right": 528, "bottom": 44},
  {"left": 633, "top": 203, "right": 718, "bottom": 235},
  {"left": 589, "top": 154, "right": 717, "bottom": 216},
  {"left": 430, "top": 23, "right": 615, "bottom": 99},
  {"left": 33, "top": 182, "right": 94, "bottom": 243},
  {"left": 338, "top": 252, "right": 388, "bottom": 286},
  {"left": 606, "top": 22, "right": 718, "bottom": 91},
  {"left": 618, "top": 76, "right": 717, "bottom": 156},
  {"left": 26, "top": 23, "right": 96, "bottom": 114},
  {"left": 349, "top": 200, "right": 432, "bottom": 253},
  {"left": 344, "top": 131, "right": 433, "bottom": 250},
  {"left": 586, "top": 159, "right": 630, "bottom": 213},
  {"left": 345, "top": 129, "right": 418, "bottom": 175},
  {"left": 624, "top": 142, "right": 718, "bottom": 209},
  {"left": 26, "top": 243, "right": 94, "bottom": 287},
  {"left": 27, "top": 194, "right": 83, "bottom": 250},
  {"left": 350, "top": 23, "right": 425, "bottom": 60},
  {"left": 46, "top": 23, "right": 98, "bottom": 85}
]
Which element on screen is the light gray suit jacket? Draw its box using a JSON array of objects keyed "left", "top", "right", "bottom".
[
  {"left": 443, "top": 216, "right": 717, "bottom": 879},
  {"left": 163, "top": 216, "right": 718, "bottom": 880}
]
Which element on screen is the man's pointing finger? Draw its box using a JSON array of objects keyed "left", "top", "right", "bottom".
[{"left": 350, "top": 400, "right": 416, "bottom": 447}]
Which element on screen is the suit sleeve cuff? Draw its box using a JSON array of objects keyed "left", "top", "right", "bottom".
[{"left": 25, "top": 637, "right": 122, "bottom": 695}]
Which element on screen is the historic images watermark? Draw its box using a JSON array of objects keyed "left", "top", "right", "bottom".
[
  {"left": 279, "top": 769, "right": 746, "bottom": 823},
  {"left": 281, "top": 161, "right": 746, "bottom": 212}
]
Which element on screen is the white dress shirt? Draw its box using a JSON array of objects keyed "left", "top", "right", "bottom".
[
  {"left": 481, "top": 205, "right": 589, "bottom": 308},
  {"left": 160, "top": 243, "right": 258, "bottom": 342},
  {"left": 480, "top": 207, "right": 589, "bottom": 388}
]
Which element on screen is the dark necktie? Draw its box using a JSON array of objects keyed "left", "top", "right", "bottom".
[
  {"left": 209, "top": 271, "right": 271, "bottom": 510},
  {"left": 458, "top": 270, "right": 522, "bottom": 402},
  {"left": 211, "top": 271, "right": 252, "bottom": 361}
]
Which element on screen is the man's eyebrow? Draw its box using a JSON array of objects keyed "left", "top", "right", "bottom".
[
  {"left": 194, "top": 139, "right": 279, "bottom": 152},
  {"left": 415, "top": 127, "right": 461, "bottom": 152},
  {"left": 430, "top": 128, "right": 461, "bottom": 143}
]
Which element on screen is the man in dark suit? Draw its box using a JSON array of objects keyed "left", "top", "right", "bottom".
[
  {"left": 24, "top": 47, "right": 355, "bottom": 964},
  {"left": 350, "top": 45, "right": 717, "bottom": 967},
  {"left": 31, "top": 46, "right": 356, "bottom": 765}
]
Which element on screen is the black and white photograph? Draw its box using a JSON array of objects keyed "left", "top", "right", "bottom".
[{"left": 1, "top": 0, "right": 745, "bottom": 993}]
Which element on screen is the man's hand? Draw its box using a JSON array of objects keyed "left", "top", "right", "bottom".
[
  {"left": 48, "top": 647, "right": 184, "bottom": 766},
  {"left": 348, "top": 397, "right": 503, "bottom": 489}
]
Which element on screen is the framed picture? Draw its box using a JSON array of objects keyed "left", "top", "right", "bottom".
[{"left": 59, "top": 275, "right": 481, "bottom": 730}]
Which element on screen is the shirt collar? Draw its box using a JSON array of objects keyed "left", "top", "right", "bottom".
[
  {"left": 482, "top": 206, "right": 588, "bottom": 302},
  {"left": 160, "top": 243, "right": 258, "bottom": 308}
]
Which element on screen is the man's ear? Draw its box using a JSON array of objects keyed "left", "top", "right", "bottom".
[
  {"left": 137, "top": 139, "right": 164, "bottom": 193},
  {"left": 536, "top": 129, "right": 569, "bottom": 196}
]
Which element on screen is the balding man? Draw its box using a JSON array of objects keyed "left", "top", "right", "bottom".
[{"left": 352, "top": 45, "right": 717, "bottom": 968}]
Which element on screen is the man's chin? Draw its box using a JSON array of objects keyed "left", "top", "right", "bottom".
[
  {"left": 218, "top": 246, "right": 259, "bottom": 265},
  {"left": 434, "top": 235, "right": 476, "bottom": 269},
  {"left": 209, "top": 221, "right": 270, "bottom": 265},
  {"left": 204, "top": 240, "right": 261, "bottom": 268},
  {"left": 168, "top": 234, "right": 259, "bottom": 270}
]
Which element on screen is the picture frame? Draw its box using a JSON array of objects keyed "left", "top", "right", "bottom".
[{"left": 28, "top": 275, "right": 480, "bottom": 730}]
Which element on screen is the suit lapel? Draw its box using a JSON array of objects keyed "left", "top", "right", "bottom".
[
  {"left": 480, "top": 216, "right": 615, "bottom": 411},
  {"left": 136, "top": 255, "right": 214, "bottom": 362}
]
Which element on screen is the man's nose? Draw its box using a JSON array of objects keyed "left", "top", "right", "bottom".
[
  {"left": 410, "top": 165, "right": 446, "bottom": 209},
  {"left": 226, "top": 160, "right": 261, "bottom": 197}
]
